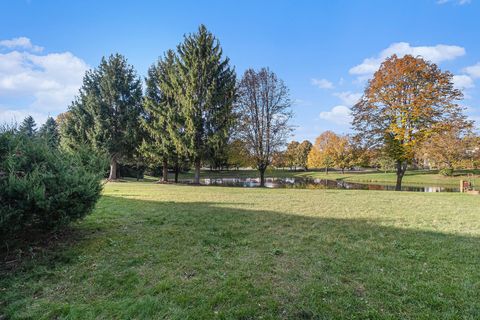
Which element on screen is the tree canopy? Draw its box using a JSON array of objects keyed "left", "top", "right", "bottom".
[
  {"left": 172, "top": 25, "right": 236, "bottom": 183},
  {"left": 61, "top": 54, "right": 143, "bottom": 180},
  {"left": 352, "top": 54, "right": 469, "bottom": 190},
  {"left": 235, "top": 68, "right": 293, "bottom": 186}
]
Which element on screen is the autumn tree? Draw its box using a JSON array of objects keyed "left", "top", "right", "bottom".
[
  {"left": 352, "top": 54, "right": 469, "bottom": 190},
  {"left": 285, "top": 141, "right": 300, "bottom": 170},
  {"left": 271, "top": 151, "right": 287, "bottom": 170},
  {"left": 226, "top": 139, "right": 252, "bottom": 170},
  {"left": 307, "top": 131, "right": 336, "bottom": 173},
  {"left": 417, "top": 128, "right": 471, "bottom": 176},
  {"left": 297, "top": 140, "right": 313, "bottom": 171},
  {"left": 330, "top": 135, "right": 352, "bottom": 173},
  {"left": 235, "top": 68, "right": 293, "bottom": 186}
]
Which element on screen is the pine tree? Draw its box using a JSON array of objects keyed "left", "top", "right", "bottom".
[
  {"left": 39, "top": 117, "right": 60, "bottom": 148},
  {"left": 140, "top": 50, "right": 180, "bottom": 182},
  {"left": 19, "top": 115, "right": 37, "bottom": 137},
  {"left": 172, "top": 25, "right": 236, "bottom": 184},
  {"left": 62, "top": 54, "right": 143, "bottom": 180}
]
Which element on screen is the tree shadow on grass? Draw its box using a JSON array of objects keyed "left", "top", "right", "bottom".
[{"left": 1, "top": 195, "right": 479, "bottom": 319}]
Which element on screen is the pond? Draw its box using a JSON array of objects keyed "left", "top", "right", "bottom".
[{"left": 178, "top": 177, "right": 459, "bottom": 192}]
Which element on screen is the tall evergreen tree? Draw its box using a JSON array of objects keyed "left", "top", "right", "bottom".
[
  {"left": 39, "top": 117, "right": 60, "bottom": 148},
  {"left": 172, "top": 25, "right": 236, "bottom": 184},
  {"left": 140, "top": 50, "right": 180, "bottom": 182},
  {"left": 62, "top": 54, "right": 143, "bottom": 180},
  {"left": 19, "top": 115, "right": 37, "bottom": 137}
]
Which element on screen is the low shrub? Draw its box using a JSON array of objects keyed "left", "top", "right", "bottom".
[{"left": 0, "top": 128, "right": 105, "bottom": 246}]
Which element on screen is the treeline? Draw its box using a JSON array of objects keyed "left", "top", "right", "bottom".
[
  {"left": 57, "top": 25, "right": 292, "bottom": 187},
  {"left": 268, "top": 130, "right": 480, "bottom": 176}
]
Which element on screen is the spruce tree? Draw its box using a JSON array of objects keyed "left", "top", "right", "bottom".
[
  {"left": 173, "top": 25, "right": 236, "bottom": 184},
  {"left": 19, "top": 115, "right": 37, "bottom": 137},
  {"left": 39, "top": 117, "right": 60, "bottom": 148},
  {"left": 140, "top": 50, "right": 180, "bottom": 182},
  {"left": 62, "top": 54, "right": 143, "bottom": 180}
]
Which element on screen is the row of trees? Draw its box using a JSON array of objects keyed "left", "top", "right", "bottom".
[
  {"left": 59, "top": 25, "right": 293, "bottom": 187},
  {"left": 14, "top": 30, "right": 478, "bottom": 192}
]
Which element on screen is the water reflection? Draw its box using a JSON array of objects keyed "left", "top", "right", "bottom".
[{"left": 178, "top": 177, "right": 459, "bottom": 192}]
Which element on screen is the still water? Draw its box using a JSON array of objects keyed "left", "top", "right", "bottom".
[{"left": 178, "top": 177, "right": 459, "bottom": 192}]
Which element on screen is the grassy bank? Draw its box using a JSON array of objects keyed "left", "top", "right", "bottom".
[
  {"left": 174, "top": 168, "right": 480, "bottom": 188},
  {"left": 1, "top": 182, "right": 480, "bottom": 318}
]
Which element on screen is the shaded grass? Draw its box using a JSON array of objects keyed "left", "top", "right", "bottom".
[
  {"left": 1, "top": 182, "right": 480, "bottom": 319},
  {"left": 174, "top": 168, "right": 480, "bottom": 188}
]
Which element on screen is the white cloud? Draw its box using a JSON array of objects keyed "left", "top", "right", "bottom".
[
  {"left": 0, "top": 37, "right": 88, "bottom": 124},
  {"left": 0, "top": 37, "right": 43, "bottom": 52},
  {"left": 333, "top": 91, "right": 362, "bottom": 106},
  {"left": 464, "top": 62, "right": 480, "bottom": 79},
  {"left": 0, "top": 107, "right": 48, "bottom": 126},
  {"left": 319, "top": 105, "right": 352, "bottom": 125},
  {"left": 311, "top": 78, "right": 334, "bottom": 89},
  {"left": 293, "top": 99, "right": 312, "bottom": 107},
  {"left": 437, "top": 0, "right": 471, "bottom": 5},
  {"left": 452, "top": 74, "right": 475, "bottom": 90},
  {"left": 349, "top": 42, "right": 466, "bottom": 76}
]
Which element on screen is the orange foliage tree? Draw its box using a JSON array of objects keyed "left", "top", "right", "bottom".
[
  {"left": 352, "top": 54, "right": 469, "bottom": 190},
  {"left": 307, "top": 131, "right": 352, "bottom": 173}
]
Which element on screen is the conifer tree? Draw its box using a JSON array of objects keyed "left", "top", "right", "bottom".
[
  {"left": 19, "top": 115, "right": 37, "bottom": 137},
  {"left": 140, "top": 50, "right": 180, "bottom": 182},
  {"left": 39, "top": 116, "right": 60, "bottom": 148},
  {"left": 172, "top": 25, "right": 236, "bottom": 184},
  {"left": 62, "top": 54, "right": 143, "bottom": 180}
]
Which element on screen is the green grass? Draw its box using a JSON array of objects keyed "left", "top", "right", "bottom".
[
  {"left": 1, "top": 182, "right": 480, "bottom": 319},
  {"left": 174, "top": 168, "right": 480, "bottom": 188}
]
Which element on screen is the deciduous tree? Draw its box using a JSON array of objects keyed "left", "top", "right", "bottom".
[
  {"left": 235, "top": 68, "right": 293, "bottom": 186},
  {"left": 297, "top": 140, "right": 313, "bottom": 171},
  {"left": 285, "top": 141, "right": 300, "bottom": 170},
  {"left": 352, "top": 54, "right": 469, "bottom": 190},
  {"left": 417, "top": 128, "right": 471, "bottom": 175}
]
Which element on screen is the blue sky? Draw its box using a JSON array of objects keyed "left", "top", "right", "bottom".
[{"left": 1, "top": 0, "right": 479, "bottom": 142}]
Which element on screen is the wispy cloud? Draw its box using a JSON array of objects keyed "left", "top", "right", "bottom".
[
  {"left": 437, "top": 0, "right": 472, "bottom": 5},
  {"left": 319, "top": 105, "right": 352, "bottom": 125},
  {"left": 0, "top": 36, "right": 43, "bottom": 52},
  {"left": 311, "top": 78, "right": 334, "bottom": 89}
]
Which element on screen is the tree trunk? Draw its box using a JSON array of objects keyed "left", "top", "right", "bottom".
[
  {"left": 194, "top": 158, "right": 201, "bottom": 184},
  {"left": 325, "top": 166, "right": 328, "bottom": 175},
  {"left": 174, "top": 159, "right": 179, "bottom": 183},
  {"left": 108, "top": 158, "right": 117, "bottom": 180},
  {"left": 341, "top": 167, "right": 345, "bottom": 174},
  {"left": 162, "top": 157, "right": 168, "bottom": 183},
  {"left": 395, "top": 160, "right": 407, "bottom": 191},
  {"left": 259, "top": 166, "right": 266, "bottom": 187}
]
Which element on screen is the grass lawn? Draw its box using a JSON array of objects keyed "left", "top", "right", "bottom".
[
  {"left": 1, "top": 182, "right": 480, "bottom": 319},
  {"left": 175, "top": 168, "right": 480, "bottom": 188}
]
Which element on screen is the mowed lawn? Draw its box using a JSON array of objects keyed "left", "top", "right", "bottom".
[{"left": 1, "top": 182, "right": 480, "bottom": 319}]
